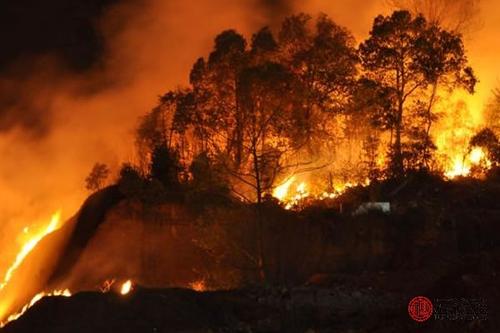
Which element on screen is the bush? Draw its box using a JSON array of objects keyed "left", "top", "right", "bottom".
[
  {"left": 150, "top": 145, "right": 183, "bottom": 191},
  {"left": 186, "top": 153, "right": 231, "bottom": 209},
  {"left": 118, "top": 163, "right": 145, "bottom": 198}
]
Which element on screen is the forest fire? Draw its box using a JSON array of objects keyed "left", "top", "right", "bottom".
[
  {"left": 1, "top": 0, "right": 500, "bottom": 332},
  {"left": 273, "top": 177, "right": 297, "bottom": 202}
]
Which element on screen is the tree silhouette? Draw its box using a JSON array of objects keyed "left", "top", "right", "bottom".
[
  {"left": 470, "top": 128, "right": 500, "bottom": 166},
  {"left": 360, "top": 10, "right": 476, "bottom": 176},
  {"left": 133, "top": 11, "right": 478, "bottom": 198},
  {"left": 85, "top": 163, "right": 110, "bottom": 192},
  {"left": 150, "top": 145, "right": 183, "bottom": 192},
  {"left": 235, "top": 62, "right": 303, "bottom": 204},
  {"left": 278, "top": 13, "right": 358, "bottom": 151},
  {"left": 484, "top": 87, "right": 500, "bottom": 136}
]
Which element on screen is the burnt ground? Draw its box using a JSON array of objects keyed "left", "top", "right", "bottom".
[{"left": 1, "top": 260, "right": 498, "bottom": 333}]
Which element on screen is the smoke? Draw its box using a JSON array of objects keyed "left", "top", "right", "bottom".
[
  {"left": 291, "top": 0, "right": 387, "bottom": 39},
  {"left": 0, "top": 0, "right": 277, "bottom": 277},
  {"left": 388, "top": 0, "right": 483, "bottom": 35},
  {"left": 5, "top": 0, "right": 377, "bottom": 285},
  {"left": 256, "top": 0, "right": 297, "bottom": 26}
]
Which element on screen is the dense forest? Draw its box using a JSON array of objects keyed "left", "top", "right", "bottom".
[
  {"left": 84, "top": 10, "right": 500, "bottom": 203},
  {"left": 79, "top": 10, "right": 500, "bottom": 287}
]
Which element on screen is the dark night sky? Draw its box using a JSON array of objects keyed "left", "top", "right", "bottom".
[
  {"left": 0, "top": 0, "right": 119, "bottom": 72},
  {"left": 0, "top": 0, "right": 291, "bottom": 73}
]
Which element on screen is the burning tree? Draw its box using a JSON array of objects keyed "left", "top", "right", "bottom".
[
  {"left": 469, "top": 128, "right": 500, "bottom": 167},
  {"left": 233, "top": 62, "right": 302, "bottom": 204},
  {"left": 359, "top": 10, "right": 476, "bottom": 177},
  {"left": 131, "top": 14, "right": 362, "bottom": 281},
  {"left": 131, "top": 10, "right": 480, "bottom": 203},
  {"left": 278, "top": 13, "right": 359, "bottom": 152},
  {"left": 137, "top": 13, "right": 359, "bottom": 202}
]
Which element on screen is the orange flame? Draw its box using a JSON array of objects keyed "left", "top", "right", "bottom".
[
  {"left": 189, "top": 280, "right": 206, "bottom": 292},
  {"left": 272, "top": 176, "right": 296, "bottom": 201},
  {"left": 0, "top": 210, "right": 65, "bottom": 323},
  {"left": 0, "top": 289, "right": 71, "bottom": 327},
  {"left": 0, "top": 210, "right": 62, "bottom": 291},
  {"left": 444, "top": 147, "right": 492, "bottom": 179},
  {"left": 273, "top": 176, "right": 369, "bottom": 209},
  {"left": 120, "top": 280, "right": 133, "bottom": 295},
  {"left": 100, "top": 279, "right": 116, "bottom": 293}
]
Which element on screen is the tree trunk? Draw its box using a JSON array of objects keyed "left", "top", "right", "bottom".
[
  {"left": 235, "top": 76, "right": 244, "bottom": 168},
  {"left": 423, "top": 83, "right": 438, "bottom": 168},
  {"left": 392, "top": 64, "right": 405, "bottom": 178},
  {"left": 251, "top": 142, "right": 266, "bottom": 282},
  {"left": 392, "top": 101, "right": 404, "bottom": 177}
]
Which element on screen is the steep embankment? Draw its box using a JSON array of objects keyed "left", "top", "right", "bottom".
[
  {"left": 46, "top": 186, "right": 124, "bottom": 288},
  {"left": 0, "top": 186, "right": 123, "bottom": 322}
]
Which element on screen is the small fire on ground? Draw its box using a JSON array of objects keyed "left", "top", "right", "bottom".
[
  {"left": 120, "top": 280, "right": 133, "bottom": 295},
  {"left": 189, "top": 280, "right": 206, "bottom": 292},
  {"left": 272, "top": 176, "right": 368, "bottom": 209},
  {"left": 0, "top": 289, "right": 71, "bottom": 327},
  {"left": 272, "top": 147, "right": 493, "bottom": 208}
]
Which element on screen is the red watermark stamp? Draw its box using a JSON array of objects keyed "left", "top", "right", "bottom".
[{"left": 408, "top": 296, "right": 434, "bottom": 322}]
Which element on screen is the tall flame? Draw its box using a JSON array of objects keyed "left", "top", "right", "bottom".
[
  {"left": 0, "top": 210, "right": 62, "bottom": 292},
  {"left": 444, "top": 147, "right": 491, "bottom": 179},
  {"left": 272, "top": 176, "right": 296, "bottom": 201}
]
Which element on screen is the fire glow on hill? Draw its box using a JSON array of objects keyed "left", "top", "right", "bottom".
[
  {"left": 0, "top": 211, "right": 61, "bottom": 292},
  {"left": 272, "top": 146, "right": 493, "bottom": 208},
  {"left": 0, "top": 0, "right": 499, "bottom": 328},
  {"left": 0, "top": 211, "right": 65, "bottom": 325}
]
